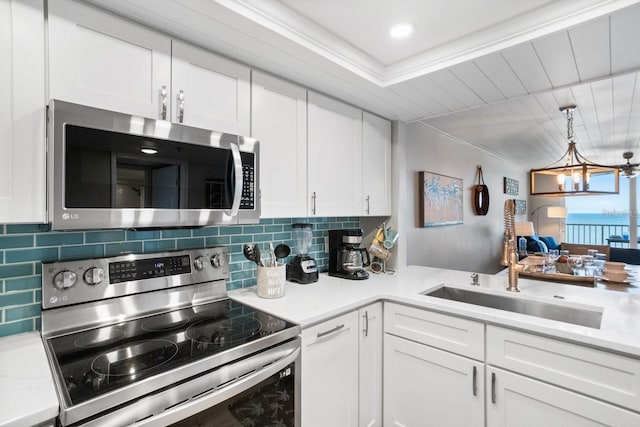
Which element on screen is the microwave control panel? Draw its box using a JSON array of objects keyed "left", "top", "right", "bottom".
[{"left": 240, "top": 153, "right": 255, "bottom": 210}]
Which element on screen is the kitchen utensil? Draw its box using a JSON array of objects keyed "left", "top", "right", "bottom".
[
  {"left": 259, "top": 249, "right": 273, "bottom": 267},
  {"left": 269, "top": 243, "right": 276, "bottom": 267},
  {"left": 243, "top": 243, "right": 259, "bottom": 265},
  {"left": 254, "top": 243, "right": 262, "bottom": 266},
  {"left": 274, "top": 244, "right": 291, "bottom": 261}
]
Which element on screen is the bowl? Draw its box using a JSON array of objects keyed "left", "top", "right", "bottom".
[
  {"left": 604, "top": 269, "right": 629, "bottom": 282},
  {"left": 605, "top": 261, "right": 626, "bottom": 270}
]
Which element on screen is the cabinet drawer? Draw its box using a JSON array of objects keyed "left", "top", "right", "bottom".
[
  {"left": 384, "top": 303, "right": 484, "bottom": 360},
  {"left": 487, "top": 325, "right": 640, "bottom": 411}
]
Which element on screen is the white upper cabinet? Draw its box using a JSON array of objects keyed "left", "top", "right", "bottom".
[
  {"left": 48, "top": 0, "right": 171, "bottom": 119},
  {"left": 251, "top": 72, "right": 307, "bottom": 218},
  {"left": 48, "top": 0, "right": 250, "bottom": 135},
  {"left": 308, "top": 92, "right": 363, "bottom": 217},
  {"left": 0, "top": 0, "right": 46, "bottom": 223},
  {"left": 362, "top": 112, "right": 391, "bottom": 216},
  {"left": 171, "top": 41, "right": 250, "bottom": 135}
]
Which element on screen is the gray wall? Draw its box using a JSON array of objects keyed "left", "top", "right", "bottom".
[{"left": 397, "top": 122, "right": 529, "bottom": 274}]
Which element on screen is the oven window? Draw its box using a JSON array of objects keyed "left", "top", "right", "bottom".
[
  {"left": 170, "top": 363, "right": 296, "bottom": 427},
  {"left": 64, "top": 125, "right": 235, "bottom": 210}
]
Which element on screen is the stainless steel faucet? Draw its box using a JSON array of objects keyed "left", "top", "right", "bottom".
[{"left": 502, "top": 200, "right": 521, "bottom": 292}]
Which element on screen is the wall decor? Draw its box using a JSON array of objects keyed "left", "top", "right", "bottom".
[
  {"left": 503, "top": 177, "right": 519, "bottom": 195},
  {"left": 515, "top": 199, "right": 527, "bottom": 215},
  {"left": 419, "top": 171, "right": 463, "bottom": 227},
  {"left": 472, "top": 166, "right": 489, "bottom": 216}
]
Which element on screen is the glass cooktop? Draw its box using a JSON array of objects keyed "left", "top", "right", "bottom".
[{"left": 46, "top": 299, "right": 296, "bottom": 406}]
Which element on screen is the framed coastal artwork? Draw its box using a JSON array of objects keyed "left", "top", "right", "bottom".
[{"left": 419, "top": 171, "right": 463, "bottom": 227}]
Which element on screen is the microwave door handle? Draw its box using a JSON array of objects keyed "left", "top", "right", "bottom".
[{"left": 226, "top": 142, "right": 243, "bottom": 218}]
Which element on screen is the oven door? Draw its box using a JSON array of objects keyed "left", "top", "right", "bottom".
[{"left": 80, "top": 338, "right": 300, "bottom": 427}]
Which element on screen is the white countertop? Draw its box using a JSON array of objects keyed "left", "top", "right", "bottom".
[
  {"left": 229, "top": 265, "right": 640, "bottom": 358},
  {"left": 0, "top": 332, "right": 58, "bottom": 427}
]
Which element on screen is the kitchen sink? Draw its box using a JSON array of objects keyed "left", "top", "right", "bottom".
[{"left": 422, "top": 286, "right": 602, "bottom": 329}]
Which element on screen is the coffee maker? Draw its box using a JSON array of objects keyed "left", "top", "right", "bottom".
[
  {"left": 286, "top": 223, "right": 318, "bottom": 284},
  {"left": 328, "top": 229, "right": 370, "bottom": 280}
]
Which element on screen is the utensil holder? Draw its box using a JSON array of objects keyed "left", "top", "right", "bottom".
[{"left": 257, "top": 264, "right": 286, "bottom": 299}]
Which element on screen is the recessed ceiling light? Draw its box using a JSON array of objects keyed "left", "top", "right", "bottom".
[
  {"left": 140, "top": 148, "right": 158, "bottom": 154},
  {"left": 389, "top": 23, "right": 415, "bottom": 39}
]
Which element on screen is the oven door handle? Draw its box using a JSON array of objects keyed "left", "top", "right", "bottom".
[
  {"left": 225, "top": 142, "right": 243, "bottom": 218},
  {"left": 134, "top": 346, "right": 300, "bottom": 426}
]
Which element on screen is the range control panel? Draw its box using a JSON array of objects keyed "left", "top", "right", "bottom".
[
  {"left": 109, "top": 255, "right": 191, "bottom": 283},
  {"left": 42, "top": 247, "right": 229, "bottom": 309}
]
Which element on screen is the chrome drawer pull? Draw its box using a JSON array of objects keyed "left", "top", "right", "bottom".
[
  {"left": 472, "top": 366, "right": 477, "bottom": 396},
  {"left": 491, "top": 372, "right": 496, "bottom": 404},
  {"left": 317, "top": 324, "right": 344, "bottom": 339}
]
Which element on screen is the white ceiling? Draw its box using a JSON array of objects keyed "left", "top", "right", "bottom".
[{"left": 85, "top": 0, "right": 640, "bottom": 169}]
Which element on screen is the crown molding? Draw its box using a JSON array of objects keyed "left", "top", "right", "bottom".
[{"left": 216, "top": 0, "right": 640, "bottom": 87}]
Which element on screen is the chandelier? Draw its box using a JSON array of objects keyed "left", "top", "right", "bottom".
[{"left": 530, "top": 105, "right": 619, "bottom": 196}]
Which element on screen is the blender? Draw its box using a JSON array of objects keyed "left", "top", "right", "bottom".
[{"left": 286, "top": 223, "right": 319, "bottom": 283}]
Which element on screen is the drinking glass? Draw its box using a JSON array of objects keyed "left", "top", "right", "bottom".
[{"left": 581, "top": 255, "right": 595, "bottom": 276}]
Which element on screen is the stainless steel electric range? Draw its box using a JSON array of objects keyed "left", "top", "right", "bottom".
[{"left": 40, "top": 247, "right": 301, "bottom": 426}]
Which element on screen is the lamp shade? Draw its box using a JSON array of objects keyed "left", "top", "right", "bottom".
[
  {"left": 515, "top": 221, "right": 535, "bottom": 236},
  {"left": 547, "top": 206, "right": 568, "bottom": 218}
]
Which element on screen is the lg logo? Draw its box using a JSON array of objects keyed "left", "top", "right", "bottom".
[{"left": 62, "top": 213, "right": 80, "bottom": 220}]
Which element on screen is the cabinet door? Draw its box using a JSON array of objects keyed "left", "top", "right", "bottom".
[
  {"left": 0, "top": 0, "right": 46, "bottom": 223},
  {"left": 308, "top": 92, "right": 363, "bottom": 216},
  {"left": 384, "top": 334, "right": 484, "bottom": 427},
  {"left": 48, "top": 0, "right": 171, "bottom": 119},
  {"left": 362, "top": 112, "right": 391, "bottom": 216},
  {"left": 171, "top": 40, "right": 250, "bottom": 135},
  {"left": 487, "top": 366, "right": 640, "bottom": 426},
  {"left": 251, "top": 71, "right": 307, "bottom": 218},
  {"left": 301, "top": 311, "right": 359, "bottom": 427},
  {"left": 359, "top": 303, "right": 383, "bottom": 427}
]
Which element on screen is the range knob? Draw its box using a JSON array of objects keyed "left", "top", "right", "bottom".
[
  {"left": 83, "top": 267, "right": 104, "bottom": 285},
  {"left": 53, "top": 270, "right": 77, "bottom": 290},
  {"left": 193, "top": 256, "right": 207, "bottom": 271},
  {"left": 210, "top": 254, "right": 225, "bottom": 268}
]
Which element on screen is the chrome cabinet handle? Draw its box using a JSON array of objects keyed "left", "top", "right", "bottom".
[
  {"left": 491, "top": 372, "right": 496, "bottom": 404},
  {"left": 160, "top": 85, "right": 167, "bottom": 120},
  {"left": 311, "top": 191, "right": 317, "bottom": 215},
  {"left": 363, "top": 311, "right": 369, "bottom": 337},
  {"left": 316, "top": 324, "right": 344, "bottom": 339},
  {"left": 177, "top": 90, "right": 185, "bottom": 123},
  {"left": 365, "top": 195, "right": 370, "bottom": 215},
  {"left": 472, "top": 366, "right": 477, "bottom": 396}
]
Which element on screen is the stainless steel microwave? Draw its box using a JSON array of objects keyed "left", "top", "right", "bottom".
[{"left": 47, "top": 100, "right": 260, "bottom": 230}]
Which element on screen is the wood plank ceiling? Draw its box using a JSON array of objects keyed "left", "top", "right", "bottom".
[{"left": 83, "top": 0, "right": 640, "bottom": 168}]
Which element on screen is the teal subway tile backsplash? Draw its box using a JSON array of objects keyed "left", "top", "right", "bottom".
[
  {"left": 0, "top": 216, "right": 359, "bottom": 337},
  {"left": 0, "top": 235, "right": 33, "bottom": 249}
]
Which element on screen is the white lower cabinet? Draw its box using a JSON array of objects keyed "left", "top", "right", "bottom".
[
  {"left": 359, "top": 303, "right": 383, "bottom": 427},
  {"left": 384, "top": 334, "right": 484, "bottom": 427},
  {"left": 487, "top": 366, "right": 640, "bottom": 426},
  {"left": 383, "top": 303, "right": 640, "bottom": 427},
  {"left": 301, "top": 311, "right": 359, "bottom": 427}
]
